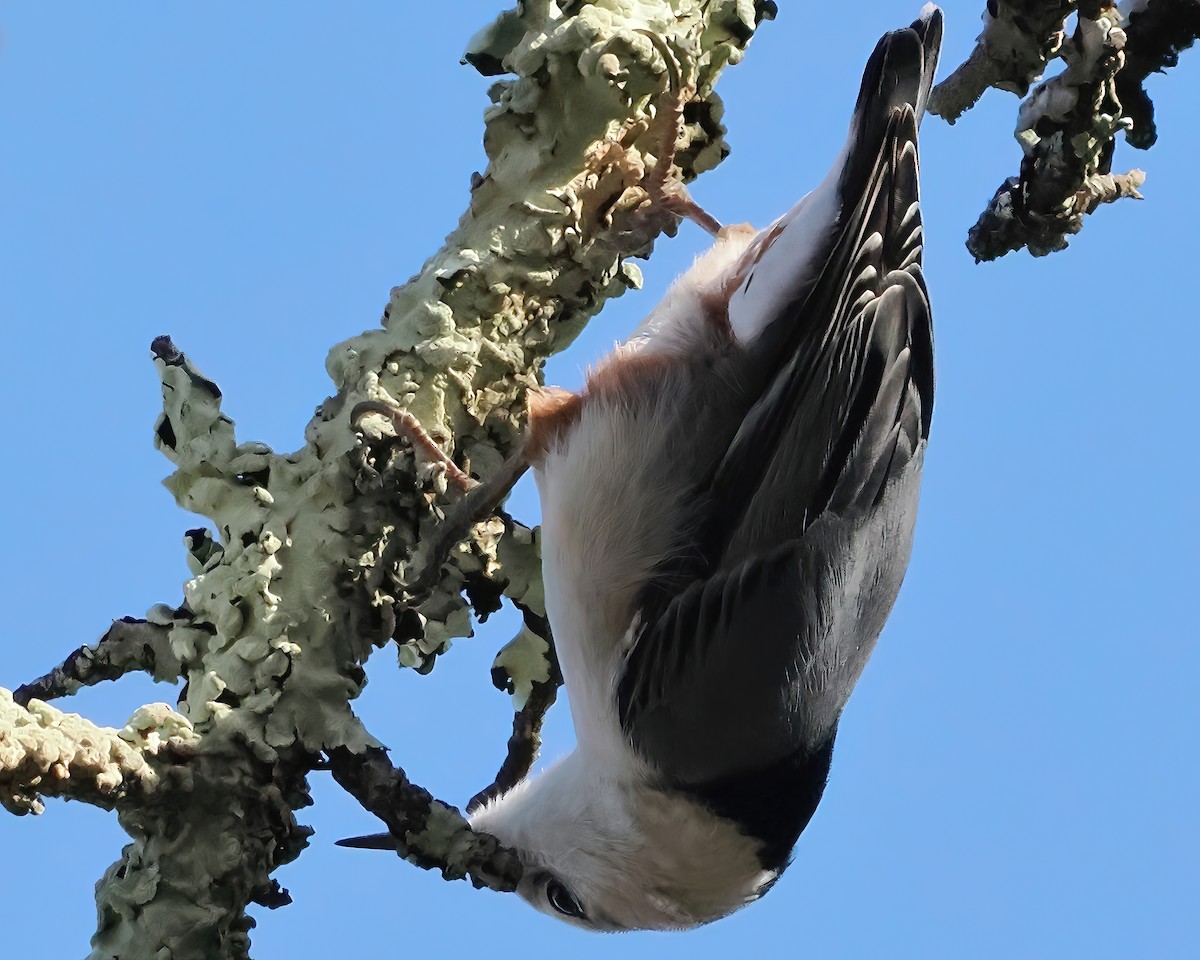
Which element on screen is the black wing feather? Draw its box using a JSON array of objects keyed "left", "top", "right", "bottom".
[{"left": 615, "top": 13, "right": 941, "bottom": 860}]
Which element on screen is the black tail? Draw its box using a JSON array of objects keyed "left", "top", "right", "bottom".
[{"left": 841, "top": 6, "right": 943, "bottom": 203}]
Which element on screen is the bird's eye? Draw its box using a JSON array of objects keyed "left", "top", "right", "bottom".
[{"left": 545, "top": 878, "right": 587, "bottom": 921}]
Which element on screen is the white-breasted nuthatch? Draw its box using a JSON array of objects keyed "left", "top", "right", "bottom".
[{"left": 348, "top": 6, "right": 942, "bottom": 931}]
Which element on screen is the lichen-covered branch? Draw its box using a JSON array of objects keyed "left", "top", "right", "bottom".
[
  {"left": 929, "top": 0, "right": 1074, "bottom": 122},
  {"left": 967, "top": 8, "right": 1142, "bottom": 260},
  {"left": 1, "top": 2, "right": 772, "bottom": 955},
  {"left": 94, "top": 738, "right": 315, "bottom": 960},
  {"left": 932, "top": 0, "right": 1196, "bottom": 259},
  {"left": 0, "top": 689, "right": 197, "bottom": 815},
  {"left": 965, "top": 166, "right": 1145, "bottom": 261},
  {"left": 13, "top": 617, "right": 181, "bottom": 705}
]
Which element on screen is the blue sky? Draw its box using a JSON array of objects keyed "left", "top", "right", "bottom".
[{"left": 1, "top": 3, "right": 1195, "bottom": 957}]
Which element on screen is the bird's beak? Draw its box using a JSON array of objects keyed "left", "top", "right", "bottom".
[{"left": 335, "top": 832, "right": 399, "bottom": 851}]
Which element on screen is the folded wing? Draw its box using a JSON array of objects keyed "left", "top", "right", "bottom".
[{"left": 616, "top": 11, "right": 941, "bottom": 865}]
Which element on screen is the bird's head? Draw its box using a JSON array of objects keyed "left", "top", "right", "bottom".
[{"left": 469, "top": 751, "right": 775, "bottom": 932}]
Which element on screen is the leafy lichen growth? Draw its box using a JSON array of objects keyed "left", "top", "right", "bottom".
[{"left": 0, "top": 689, "right": 197, "bottom": 815}]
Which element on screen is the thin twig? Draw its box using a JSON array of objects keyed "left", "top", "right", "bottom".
[
  {"left": 14, "top": 617, "right": 182, "bottom": 706},
  {"left": 468, "top": 608, "right": 563, "bottom": 813}
]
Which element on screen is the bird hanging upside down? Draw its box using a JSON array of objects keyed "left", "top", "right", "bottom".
[{"left": 346, "top": 5, "right": 943, "bottom": 932}]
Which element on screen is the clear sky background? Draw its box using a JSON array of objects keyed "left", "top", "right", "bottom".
[{"left": 1, "top": 3, "right": 1196, "bottom": 957}]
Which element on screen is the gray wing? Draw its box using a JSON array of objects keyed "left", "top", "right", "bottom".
[{"left": 617, "top": 15, "right": 939, "bottom": 801}]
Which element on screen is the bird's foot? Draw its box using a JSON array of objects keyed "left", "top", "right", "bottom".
[
  {"left": 352, "top": 401, "right": 476, "bottom": 496},
  {"left": 577, "top": 32, "right": 723, "bottom": 239},
  {"left": 633, "top": 31, "right": 724, "bottom": 238},
  {"left": 654, "top": 185, "right": 724, "bottom": 237},
  {"left": 353, "top": 400, "right": 532, "bottom": 598},
  {"left": 402, "top": 452, "right": 531, "bottom": 598}
]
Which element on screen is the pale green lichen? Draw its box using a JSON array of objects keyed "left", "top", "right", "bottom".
[
  {"left": 403, "top": 800, "right": 488, "bottom": 881},
  {"left": 494, "top": 522, "right": 546, "bottom": 616},
  {"left": 0, "top": 689, "right": 195, "bottom": 815},
  {"left": 119, "top": 704, "right": 200, "bottom": 754},
  {"left": 491, "top": 626, "right": 555, "bottom": 711},
  {"left": 930, "top": 0, "right": 1073, "bottom": 123},
  {"left": 1013, "top": 10, "right": 1131, "bottom": 174}
]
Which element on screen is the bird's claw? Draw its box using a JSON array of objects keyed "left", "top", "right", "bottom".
[
  {"left": 353, "top": 399, "right": 533, "bottom": 599},
  {"left": 634, "top": 31, "right": 724, "bottom": 237},
  {"left": 352, "top": 400, "right": 477, "bottom": 496}
]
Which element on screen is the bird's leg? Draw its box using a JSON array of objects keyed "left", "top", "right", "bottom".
[
  {"left": 404, "top": 451, "right": 530, "bottom": 598},
  {"left": 656, "top": 189, "right": 724, "bottom": 238},
  {"left": 352, "top": 401, "right": 531, "bottom": 596},
  {"left": 353, "top": 400, "right": 475, "bottom": 495},
  {"left": 578, "top": 32, "right": 724, "bottom": 239},
  {"left": 635, "top": 30, "right": 725, "bottom": 239}
]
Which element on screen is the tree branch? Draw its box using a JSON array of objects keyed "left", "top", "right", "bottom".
[
  {"left": 468, "top": 607, "right": 563, "bottom": 814},
  {"left": 0, "top": 690, "right": 198, "bottom": 815},
  {"left": 14, "top": 616, "right": 182, "bottom": 706},
  {"left": 966, "top": 8, "right": 1138, "bottom": 260},
  {"left": 929, "top": 0, "right": 1074, "bottom": 123},
  {"left": 932, "top": 1, "right": 1196, "bottom": 259},
  {"left": 1115, "top": 0, "right": 1200, "bottom": 149}
]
